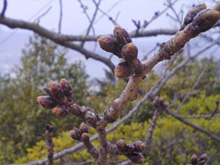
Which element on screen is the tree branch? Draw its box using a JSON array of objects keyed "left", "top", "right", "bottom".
[{"left": 0, "top": 0, "right": 7, "bottom": 17}]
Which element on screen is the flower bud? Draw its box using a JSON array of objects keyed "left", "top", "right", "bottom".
[
  {"left": 191, "top": 154, "right": 198, "bottom": 165},
  {"left": 69, "top": 104, "right": 82, "bottom": 116},
  {"left": 116, "top": 139, "right": 127, "bottom": 152},
  {"left": 191, "top": 9, "right": 220, "bottom": 34},
  {"left": 48, "top": 81, "right": 64, "bottom": 100},
  {"left": 79, "top": 123, "right": 89, "bottom": 133},
  {"left": 60, "top": 78, "right": 72, "bottom": 98},
  {"left": 115, "top": 62, "right": 132, "bottom": 78},
  {"left": 199, "top": 153, "right": 208, "bottom": 162},
  {"left": 121, "top": 43, "right": 138, "bottom": 62},
  {"left": 37, "top": 96, "right": 57, "bottom": 109},
  {"left": 81, "top": 132, "right": 90, "bottom": 142},
  {"left": 133, "top": 141, "right": 145, "bottom": 152},
  {"left": 127, "top": 153, "right": 145, "bottom": 164},
  {"left": 113, "top": 26, "right": 131, "bottom": 48},
  {"left": 181, "top": 3, "right": 207, "bottom": 29},
  {"left": 70, "top": 128, "right": 82, "bottom": 141},
  {"left": 98, "top": 36, "right": 118, "bottom": 53},
  {"left": 52, "top": 105, "right": 68, "bottom": 117}
]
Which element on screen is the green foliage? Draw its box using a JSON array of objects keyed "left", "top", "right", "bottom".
[{"left": 0, "top": 35, "right": 89, "bottom": 163}]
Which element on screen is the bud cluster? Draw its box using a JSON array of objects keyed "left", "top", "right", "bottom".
[
  {"left": 70, "top": 123, "right": 89, "bottom": 142},
  {"left": 190, "top": 153, "right": 208, "bottom": 165},
  {"left": 181, "top": 3, "right": 220, "bottom": 37},
  {"left": 181, "top": 4, "right": 207, "bottom": 30},
  {"left": 116, "top": 139, "right": 145, "bottom": 164},
  {"left": 98, "top": 26, "right": 143, "bottom": 79},
  {"left": 37, "top": 78, "right": 73, "bottom": 117},
  {"left": 152, "top": 96, "right": 169, "bottom": 109}
]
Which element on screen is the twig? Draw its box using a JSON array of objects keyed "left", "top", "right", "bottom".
[
  {"left": 45, "top": 124, "right": 54, "bottom": 165},
  {"left": 176, "top": 68, "right": 206, "bottom": 113},
  {"left": 58, "top": 0, "right": 63, "bottom": 34},
  {"left": 0, "top": 0, "right": 7, "bottom": 17},
  {"left": 34, "top": 6, "right": 52, "bottom": 23},
  {"left": 183, "top": 101, "right": 219, "bottom": 119},
  {"left": 165, "top": 108, "right": 220, "bottom": 143}
]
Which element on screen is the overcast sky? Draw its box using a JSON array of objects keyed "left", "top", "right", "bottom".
[{"left": 0, "top": 0, "right": 217, "bottom": 77}]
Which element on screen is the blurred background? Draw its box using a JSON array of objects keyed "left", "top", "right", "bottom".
[{"left": 1, "top": 0, "right": 220, "bottom": 164}]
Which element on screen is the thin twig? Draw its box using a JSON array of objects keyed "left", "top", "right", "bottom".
[
  {"left": 58, "top": 0, "right": 63, "bottom": 34},
  {"left": 0, "top": 0, "right": 7, "bottom": 17},
  {"left": 176, "top": 68, "right": 206, "bottom": 113},
  {"left": 165, "top": 108, "right": 220, "bottom": 142}
]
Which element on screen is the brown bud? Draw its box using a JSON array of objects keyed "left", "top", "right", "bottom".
[
  {"left": 79, "top": 123, "right": 89, "bottom": 133},
  {"left": 117, "top": 139, "right": 127, "bottom": 152},
  {"left": 98, "top": 36, "right": 118, "bottom": 53},
  {"left": 115, "top": 62, "right": 133, "bottom": 78},
  {"left": 48, "top": 81, "right": 64, "bottom": 100},
  {"left": 113, "top": 26, "right": 131, "bottom": 48},
  {"left": 60, "top": 78, "right": 72, "bottom": 98},
  {"left": 127, "top": 153, "right": 145, "bottom": 164},
  {"left": 37, "top": 96, "right": 57, "bottom": 109},
  {"left": 70, "top": 104, "right": 82, "bottom": 116},
  {"left": 191, "top": 154, "right": 198, "bottom": 165},
  {"left": 121, "top": 43, "right": 138, "bottom": 62},
  {"left": 70, "top": 128, "right": 82, "bottom": 141},
  {"left": 52, "top": 105, "right": 68, "bottom": 117},
  {"left": 192, "top": 9, "right": 220, "bottom": 33},
  {"left": 181, "top": 3, "right": 207, "bottom": 29},
  {"left": 81, "top": 132, "right": 90, "bottom": 142},
  {"left": 199, "top": 153, "right": 208, "bottom": 163},
  {"left": 133, "top": 141, "right": 145, "bottom": 152}
]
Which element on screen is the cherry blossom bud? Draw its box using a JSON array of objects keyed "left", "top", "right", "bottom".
[
  {"left": 98, "top": 36, "right": 118, "bottom": 53},
  {"left": 80, "top": 123, "right": 89, "bottom": 133},
  {"left": 60, "top": 78, "right": 72, "bottom": 98},
  {"left": 113, "top": 26, "right": 131, "bottom": 48},
  {"left": 52, "top": 105, "right": 68, "bottom": 117},
  {"left": 121, "top": 43, "right": 138, "bottom": 62},
  {"left": 48, "top": 81, "right": 64, "bottom": 100},
  {"left": 115, "top": 62, "right": 132, "bottom": 78},
  {"left": 37, "top": 96, "right": 57, "bottom": 109}
]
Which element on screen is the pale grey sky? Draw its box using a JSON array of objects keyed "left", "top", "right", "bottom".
[{"left": 0, "top": 0, "right": 217, "bottom": 77}]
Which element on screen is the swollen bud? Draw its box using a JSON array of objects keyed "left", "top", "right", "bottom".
[
  {"left": 181, "top": 3, "right": 207, "bottom": 29},
  {"left": 115, "top": 62, "right": 132, "bottom": 78},
  {"left": 37, "top": 96, "right": 57, "bottom": 109},
  {"left": 52, "top": 105, "right": 68, "bottom": 117},
  {"left": 48, "top": 81, "right": 64, "bottom": 100},
  {"left": 121, "top": 43, "right": 138, "bottom": 62},
  {"left": 70, "top": 128, "right": 82, "bottom": 141},
  {"left": 98, "top": 36, "right": 119, "bottom": 54},
  {"left": 116, "top": 139, "right": 127, "bottom": 152},
  {"left": 79, "top": 123, "right": 89, "bottom": 133},
  {"left": 113, "top": 26, "right": 131, "bottom": 48},
  {"left": 60, "top": 78, "right": 72, "bottom": 98},
  {"left": 133, "top": 141, "right": 146, "bottom": 152},
  {"left": 81, "top": 132, "right": 90, "bottom": 142},
  {"left": 192, "top": 9, "right": 220, "bottom": 33},
  {"left": 199, "top": 153, "right": 208, "bottom": 163},
  {"left": 127, "top": 153, "right": 145, "bottom": 164},
  {"left": 191, "top": 154, "right": 198, "bottom": 165}
]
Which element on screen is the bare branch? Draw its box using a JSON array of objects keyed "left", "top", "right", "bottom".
[
  {"left": 0, "top": 0, "right": 7, "bottom": 17},
  {"left": 165, "top": 108, "right": 220, "bottom": 143},
  {"left": 183, "top": 101, "right": 220, "bottom": 119},
  {"left": 58, "top": 0, "right": 63, "bottom": 34},
  {"left": 0, "top": 16, "right": 115, "bottom": 71},
  {"left": 176, "top": 68, "right": 206, "bottom": 113}
]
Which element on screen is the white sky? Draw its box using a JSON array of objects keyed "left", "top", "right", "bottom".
[{"left": 0, "top": 0, "right": 218, "bottom": 77}]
